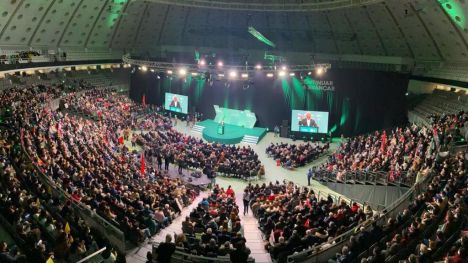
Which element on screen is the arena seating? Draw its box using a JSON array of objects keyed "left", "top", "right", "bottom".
[
  {"left": 315, "top": 111, "right": 466, "bottom": 185},
  {"left": 246, "top": 180, "right": 368, "bottom": 263},
  {"left": 331, "top": 151, "right": 466, "bottom": 263},
  {"left": 266, "top": 142, "right": 330, "bottom": 168},
  {"left": 1, "top": 71, "right": 466, "bottom": 263},
  {"left": 0, "top": 86, "right": 113, "bottom": 262},
  {"left": 166, "top": 185, "right": 252, "bottom": 259},
  {"left": 410, "top": 90, "right": 468, "bottom": 126}
]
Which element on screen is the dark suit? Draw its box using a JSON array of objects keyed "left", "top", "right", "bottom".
[
  {"left": 170, "top": 100, "right": 181, "bottom": 108},
  {"left": 299, "top": 118, "right": 318, "bottom": 128}
]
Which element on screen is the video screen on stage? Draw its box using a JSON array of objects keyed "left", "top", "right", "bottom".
[
  {"left": 164, "top": 92, "right": 188, "bottom": 114},
  {"left": 291, "top": 110, "right": 329, "bottom": 133}
]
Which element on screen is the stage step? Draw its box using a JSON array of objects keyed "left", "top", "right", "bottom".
[
  {"left": 241, "top": 135, "right": 260, "bottom": 144},
  {"left": 192, "top": 124, "right": 205, "bottom": 134}
]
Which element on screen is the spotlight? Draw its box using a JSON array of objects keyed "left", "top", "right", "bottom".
[
  {"left": 178, "top": 68, "right": 187, "bottom": 76},
  {"left": 278, "top": 70, "right": 286, "bottom": 77},
  {"left": 316, "top": 67, "right": 323, "bottom": 75},
  {"left": 308, "top": 71, "right": 312, "bottom": 75},
  {"left": 191, "top": 72, "right": 199, "bottom": 76},
  {"left": 229, "top": 70, "right": 237, "bottom": 78},
  {"left": 289, "top": 72, "right": 295, "bottom": 76},
  {"left": 217, "top": 61, "right": 223, "bottom": 67},
  {"left": 255, "top": 64, "right": 262, "bottom": 70},
  {"left": 266, "top": 73, "right": 274, "bottom": 78},
  {"left": 199, "top": 59, "right": 206, "bottom": 66},
  {"left": 157, "top": 75, "right": 161, "bottom": 79},
  {"left": 281, "top": 65, "right": 287, "bottom": 71},
  {"left": 218, "top": 73, "right": 225, "bottom": 77},
  {"left": 167, "top": 70, "right": 173, "bottom": 75},
  {"left": 141, "top": 66, "right": 148, "bottom": 72},
  {"left": 241, "top": 73, "right": 249, "bottom": 78},
  {"left": 150, "top": 69, "right": 155, "bottom": 73}
]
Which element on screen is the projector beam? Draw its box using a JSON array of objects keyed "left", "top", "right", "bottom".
[{"left": 248, "top": 27, "right": 276, "bottom": 48}]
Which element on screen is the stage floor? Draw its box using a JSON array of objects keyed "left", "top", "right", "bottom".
[{"left": 197, "top": 119, "right": 267, "bottom": 144}]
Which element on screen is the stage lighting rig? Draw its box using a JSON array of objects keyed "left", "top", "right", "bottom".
[
  {"left": 178, "top": 68, "right": 187, "bottom": 76},
  {"left": 229, "top": 70, "right": 238, "bottom": 78}
]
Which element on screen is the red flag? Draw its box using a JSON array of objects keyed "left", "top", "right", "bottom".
[
  {"left": 118, "top": 136, "right": 124, "bottom": 145},
  {"left": 142, "top": 94, "right": 146, "bottom": 107},
  {"left": 380, "top": 131, "right": 387, "bottom": 152},
  {"left": 140, "top": 152, "right": 145, "bottom": 177}
]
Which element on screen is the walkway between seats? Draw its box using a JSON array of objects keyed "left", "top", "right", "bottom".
[
  {"left": 236, "top": 193, "right": 273, "bottom": 263},
  {"left": 126, "top": 190, "right": 272, "bottom": 263},
  {"left": 126, "top": 192, "right": 209, "bottom": 262}
]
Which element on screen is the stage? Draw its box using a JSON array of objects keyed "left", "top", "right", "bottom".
[{"left": 194, "top": 119, "right": 267, "bottom": 144}]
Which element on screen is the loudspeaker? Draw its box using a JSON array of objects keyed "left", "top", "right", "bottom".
[
  {"left": 282, "top": 120, "right": 289, "bottom": 126},
  {"left": 280, "top": 126, "right": 289, "bottom": 138}
]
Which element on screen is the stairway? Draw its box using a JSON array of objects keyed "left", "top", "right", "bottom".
[
  {"left": 192, "top": 124, "right": 205, "bottom": 134},
  {"left": 241, "top": 135, "right": 260, "bottom": 144}
]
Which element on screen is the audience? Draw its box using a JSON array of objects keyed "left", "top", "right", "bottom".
[
  {"left": 246, "top": 180, "right": 370, "bottom": 263},
  {"left": 172, "top": 184, "right": 250, "bottom": 259},
  {"left": 332, "top": 151, "right": 466, "bottom": 263},
  {"left": 266, "top": 141, "right": 329, "bottom": 168},
  {"left": 318, "top": 111, "right": 466, "bottom": 182}
]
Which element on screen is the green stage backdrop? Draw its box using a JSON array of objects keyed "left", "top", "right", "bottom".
[{"left": 213, "top": 105, "right": 257, "bottom": 128}]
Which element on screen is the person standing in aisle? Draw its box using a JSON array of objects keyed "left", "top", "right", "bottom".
[{"left": 243, "top": 189, "right": 251, "bottom": 216}]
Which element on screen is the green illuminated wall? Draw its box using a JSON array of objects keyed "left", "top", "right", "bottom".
[{"left": 438, "top": 0, "right": 466, "bottom": 30}]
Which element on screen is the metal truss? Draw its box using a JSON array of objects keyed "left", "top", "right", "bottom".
[{"left": 123, "top": 54, "right": 331, "bottom": 73}]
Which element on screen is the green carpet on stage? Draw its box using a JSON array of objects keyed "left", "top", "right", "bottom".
[{"left": 197, "top": 119, "right": 267, "bottom": 144}]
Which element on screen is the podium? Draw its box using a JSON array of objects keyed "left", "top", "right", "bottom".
[{"left": 217, "top": 124, "right": 224, "bottom": 135}]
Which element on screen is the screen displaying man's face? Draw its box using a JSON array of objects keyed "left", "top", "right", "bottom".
[
  {"left": 172, "top": 96, "right": 178, "bottom": 102},
  {"left": 306, "top": 112, "right": 312, "bottom": 120}
]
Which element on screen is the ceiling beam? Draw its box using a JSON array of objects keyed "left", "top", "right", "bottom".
[
  {"left": 0, "top": 0, "right": 25, "bottom": 46},
  {"left": 85, "top": 0, "right": 110, "bottom": 48},
  {"left": 383, "top": 2, "right": 415, "bottom": 59},
  {"left": 28, "top": 0, "right": 56, "bottom": 47},
  {"left": 324, "top": 13, "right": 340, "bottom": 55},
  {"left": 109, "top": 0, "right": 131, "bottom": 49},
  {"left": 343, "top": 11, "right": 364, "bottom": 55},
  {"left": 133, "top": 2, "right": 149, "bottom": 48},
  {"left": 57, "top": 0, "right": 85, "bottom": 48},
  {"left": 409, "top": 3, "right": 444, "bottom": 60},
  {"left": 362, "top": 5, "right": 388, "bottom": 56}
]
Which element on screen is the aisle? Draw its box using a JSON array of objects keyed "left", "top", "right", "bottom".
[
  {"left": 236, "top": 194, "right": 273, "bottom": 263},
  {"left": 126, "top": 192, "right": 208, "bottom": 262}
]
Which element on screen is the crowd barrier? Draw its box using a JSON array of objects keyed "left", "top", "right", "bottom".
[
  {"left": 286, "top": 145, "right": 447, "bottom": 263},
  {"left": 315, "top": 169, "right": 416, "bottom": 188}
]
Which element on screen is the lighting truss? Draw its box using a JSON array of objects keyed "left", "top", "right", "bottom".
[{"left": 123, "top": 54, "right": 331, "bottom": 74}]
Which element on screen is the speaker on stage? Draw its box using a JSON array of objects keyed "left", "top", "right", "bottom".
[
  {"left": 280, "top": 126, "right": 289, "bottom": 138},
  {"left": 282, "top": 120, "right": 289, "bottom": 126}
]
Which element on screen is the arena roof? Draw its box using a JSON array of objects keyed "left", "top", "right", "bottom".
[{"left": 0, "top": 0, "right": 466, "bottom": 63}]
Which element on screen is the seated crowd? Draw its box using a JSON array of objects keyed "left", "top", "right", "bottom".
[
  {"left": 246, "top": 180, "right": 372, "bottom": 263},
  {"left": 22, "top": 98, "right": 197, "bottom": 244},
  {"left": 320, "top": 111, "right": 466, "bottom": 182},
  {"left": 333, "top": 151, "right": 466, "bottom": 263},
  {"left": 156, "top": 184, "right": 252, "bottom": 262},
  {"left": 0, "top": 87, "right": 118, "bottom": 263},
  {"left": 266, "top": 141, "right": 330, "bottom": 168},
  {"left": 63, "top": 89, "right": 263, "bottom": 180}
]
